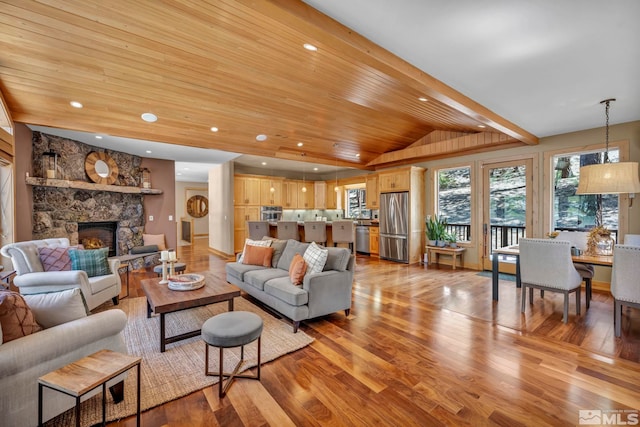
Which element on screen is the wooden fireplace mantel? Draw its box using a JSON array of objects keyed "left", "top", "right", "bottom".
[{"left": 26, "top": 177, "right": 163, "bottom": 195}]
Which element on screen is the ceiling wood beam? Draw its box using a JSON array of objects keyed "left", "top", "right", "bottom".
[{"left": 367, "top": 132, "right": 523, "bottom": 168}]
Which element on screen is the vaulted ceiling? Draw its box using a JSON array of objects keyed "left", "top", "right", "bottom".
[{"left": 0, "top": 0, "right": 538, "bottom": 171}]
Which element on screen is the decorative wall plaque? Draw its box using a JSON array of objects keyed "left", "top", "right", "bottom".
[
  {"left": 85, "top": 151, "right": 119, "bottom": 185},
  {"left": 187, "top": 195, "right": 208, "bottom": 218}
]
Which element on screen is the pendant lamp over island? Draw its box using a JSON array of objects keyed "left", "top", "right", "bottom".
[{"left": 576, "top": 99, "right": 640, "bottom": 203}]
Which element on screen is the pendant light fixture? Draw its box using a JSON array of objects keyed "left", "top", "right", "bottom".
[
  {"left": 301, "top": 154, "right": 307, "bottom": 193},
  {"left": 576, "top": 99, "right": 640, "bottom": 203},
  {"left": 334, "top": 143, "right": 340, "bottom": 192}
]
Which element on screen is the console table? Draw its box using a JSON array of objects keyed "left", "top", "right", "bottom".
[{"left": 426, "top": 246, "right": 466, "bottom": 270}]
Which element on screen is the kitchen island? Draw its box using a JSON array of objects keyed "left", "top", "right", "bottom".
[{"left": 266, "top": 221, "right": 376, "bottom": 252}]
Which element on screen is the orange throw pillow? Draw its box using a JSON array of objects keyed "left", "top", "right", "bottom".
[
  {"left": 242, "top": 245, "right": 274, "bottom": 267},
  {"left": 0, "top": 290, "right": 42, "bottom": 343},
  {"left": 289, "top": 253, "right": 307, "bottom": 286}
]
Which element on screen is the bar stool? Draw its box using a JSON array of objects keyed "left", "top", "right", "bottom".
[
  {"left": 304, "top": 221, "right": 327, "bottom": 246},
  {"left": 247, "top": 221, "right": 270, "bottom": 240},
  {"left": 277, "top": 221, "right": 299, "bottom": 241},
  {"left": 332, "top": 220, "right": 355, "bottom": 253}
]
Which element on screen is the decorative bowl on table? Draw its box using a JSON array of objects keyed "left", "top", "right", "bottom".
[{"left": 167, "top": 273, "right": 205, "bottom": 291}]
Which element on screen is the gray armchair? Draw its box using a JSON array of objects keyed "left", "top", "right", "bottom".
[
  {"left": 0, "top": 238, "right": 121, "bottom": 311},
  {"left": 519, "top": 238, "right": 583, "bottom": 323},
  {"left": 611, "top": 244, "right": 640, "bottom": 337}
]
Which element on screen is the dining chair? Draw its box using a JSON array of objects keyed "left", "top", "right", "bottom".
[
  {"left": 611, "top": 244, "right": 640, "bottom": 337},
  {"left": 623, "top": 234, "right": 640, "bottom": 246},
  {"left": 303, "top": 221, "right": 327, "bottom": 246},
  {"left": 247, "top": 221, "right": 270, "bottom": 241},
  {"left": 519, "top": 238, "right": 583, "bottom": 324},
  {"left": 556, "top": 231, "right": 594, "bottom": 308}
]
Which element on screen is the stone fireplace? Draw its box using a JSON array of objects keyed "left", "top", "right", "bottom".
[{"left": 30, "top": 131, "right": 147, "bottom": 255}]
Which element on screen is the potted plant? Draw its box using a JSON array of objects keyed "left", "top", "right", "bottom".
[
  {"left": 445, "top": 232, "right": 458, "bottom": 248},
  {"left": 426, "top": 216, "right": 438, "bottom": 246},
  {"left": 426, "top": 215, "right": 448, "bottom": 246}
]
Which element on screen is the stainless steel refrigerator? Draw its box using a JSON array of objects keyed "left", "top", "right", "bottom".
[{"left": 379, "top": 192, "right": 409, "bottom": 263}]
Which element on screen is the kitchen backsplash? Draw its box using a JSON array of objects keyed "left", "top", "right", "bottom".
[{"left": 282, "top": 209, "right": 344, "bottom": 221}]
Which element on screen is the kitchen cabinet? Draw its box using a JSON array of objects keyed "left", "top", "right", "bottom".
[
  {"left": 369, "top": 226, "right": 379, "bottom": 255},
  {"left": 233, "top": 206, "right": 260, "bottom": 253},
  {"left": 282, "top": 180, "right": 298, "bottom": 209},
  {"left": 378, "top": 170, "right": 410, "bottom": 192},
  {"left": 234, "top": 176, "right": 261, "bottom": 205},
  {"left": 298, "top": 181, "right": 315, "bottom": 209},
  {"left": 314, "top": 181, "right": 326, "bottom": 209},
  {"left": 366, "top": 174, "right": 379, "bottom": 208},
  {"left": 326, "top": 182, "right": 339, "bottom": 209},
  {"left": 260, "top": 178, "right": 283, "bottom": 206}
]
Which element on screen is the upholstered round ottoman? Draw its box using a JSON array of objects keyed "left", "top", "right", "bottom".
[
  {"left": 202, "top": 311, "right": 263, "bottom": 397},
  {"left": 153, "top": 262, "right": 186, "bottom": 276}
]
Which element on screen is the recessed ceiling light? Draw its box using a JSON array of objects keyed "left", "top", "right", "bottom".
[
  {"left": 303, "top": 43, "right": 318, "bottom": 51},
  {"left": 261, "top": 162, "right": 267, "bottom": 166},
  {"left": 210, "top": 126, "right": 219, "bottom": 132},
  {"left": 177, "top": 172, "right": 182, "bottom": 176},
  {"left": 256, "top": 134, "right": 267, "bottom": 142},
  {"left": 146, "top": 150, "right": 152, "bottom": 154},
  {"left": 418, "top": 97, "right": 428, "bottom": 102},
  {"left": 355, "top": 153, "right": 361, "bottom": 158},
  {"left": 297, "top": 142, "right": 303, "bottom": 147},
  {"left": 70, "top": 101, "right": 83, "bottom": 108},
  {"left": 141, "top": 112, "right": 158, "bottom": 123},
  {"left": 478, "top": 124, "right": 486, "bottom": 128},
  {"left": 313, "top": 167, "right": 318, "bottom": 171},
  {"left": 183, "top": 167, "right": 190, "bottom": 170},
  {"left": 95, "top": 135, "right": 103, "bottom": 139}
]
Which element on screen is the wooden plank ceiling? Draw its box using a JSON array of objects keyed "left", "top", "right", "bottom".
[{"left": 0, "top": 0, "right": 538, "bottom": 169}]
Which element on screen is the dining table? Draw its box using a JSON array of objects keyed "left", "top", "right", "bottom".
[{"left": 491, "top": 244, "right": 613, "bottom": 301}]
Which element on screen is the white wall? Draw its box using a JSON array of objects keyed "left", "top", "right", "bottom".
[
  {"left": 208, "top": 162, "right": 234, "bottom": 255},
  {"left": 175, "top": 181, "right": 209, "bottom": 239}
]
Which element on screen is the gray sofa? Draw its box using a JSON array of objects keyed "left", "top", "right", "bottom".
[{"left": 226, "top": 239, "right": 354, "bottom": 332}]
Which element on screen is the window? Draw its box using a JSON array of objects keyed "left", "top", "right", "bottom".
[
  {"left": 436, "top": 166, "right": 471, "bottom": 241},
  {"left": 345, "top": 185, "right": 369, "bottom": 218},
  {"left": 551, "top": 148, "right": 619, "bottom": 238}
]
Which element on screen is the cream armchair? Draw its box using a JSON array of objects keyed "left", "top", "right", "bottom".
[
  {"left": 611, "top": 244, "right": 640, "bottom": 337},
  {"left": 0, "top": 238, "right": 121, "bottom": 311},
  {"left": 519, "top": 238, "right": 583, "bottom": 324}
]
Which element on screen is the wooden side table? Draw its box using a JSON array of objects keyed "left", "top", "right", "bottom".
[
  {"left": 38, "top": 349, "right": 141, "bottom": 427},
  {"left": 427, "top": 246, "right": 466, "bottom": 270}
]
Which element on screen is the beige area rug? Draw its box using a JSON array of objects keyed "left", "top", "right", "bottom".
[{"left": 48, "top": 296, "right": 314, "bottom": 426}]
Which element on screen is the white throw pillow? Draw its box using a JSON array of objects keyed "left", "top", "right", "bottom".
[
  {"left": 23, "top": 288, "right": 88, "bottom": 329},
  {"left": 239, "top": 238, "right": 272, "bottom": 263},
  {"left": 303, "top": 242, "right": 329, "bottom": 274}
]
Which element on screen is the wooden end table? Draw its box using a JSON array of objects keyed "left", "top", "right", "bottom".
[
  {"left": 38, "top": 349, "right": 141, "bottom": 427},
  {"left": 141, "top": 273, "right": 241, "bottom": 352},
  {"left": 427, "top": 246, "right": 466, "bottom": 270}
]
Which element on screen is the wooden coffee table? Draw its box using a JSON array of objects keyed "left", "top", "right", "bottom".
[{"left": 141, "top": 273, "right": 241, "bottom": 352}]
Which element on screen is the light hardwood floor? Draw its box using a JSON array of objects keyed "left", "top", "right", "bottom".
[{"left": 107, "top": 239, "right": 640, "bottom": 426}]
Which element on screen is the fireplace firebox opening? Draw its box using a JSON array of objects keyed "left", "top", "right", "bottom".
[{"left": 78, "top": 221, "right": 118, "bottom": 257}]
